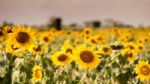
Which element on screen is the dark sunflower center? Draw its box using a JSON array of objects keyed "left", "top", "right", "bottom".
[
  {"left": 138, "top": 46, "right": 143, "bottom": 50},
  {"left": 103, "top": 47, "right": 109, "bottom": 52},
  {"left": 110, "top": 45, "right": 124, "bottom": 50},
  {"left": 0, "top": 31, "right": 4, "bottom": 36},
  {"left": 58, "top": 54, "right": 68, "bottom": 62},
  {"left": 66, "top": 48, "right": 72, "bottom": 53},
  {"left": 7, "top": 29, "right": 13, "bottom": 33},
  {"left": 141, "top": 66, "right": 150, "bottom": 75},
  {"left": 43, "top": 37, "right": 49, "bottom": 42},
  {"left": 98, "top": 37, "right": 102, "bottom": 41},
  {"left": 80, "top": 51, "right": 94, "bottom": 63},
  {"left": 34, "top": 46, "right": 41, "bottom": 51},
  {"left": 85, "top": 30, "right": 89, "bottom": 34},
  {"left": 91, "top": 39, "right": 96, "bottom": 44},
  {"left": 126, "top": 53, "right": 133, "bottom": 58},
  {"left": 128, "top": 46, "right": 134, "bottom": 50},
  {"left": 16, "top": 32, "right": 30, "bottom": 43}
]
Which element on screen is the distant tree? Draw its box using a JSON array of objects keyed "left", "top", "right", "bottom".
[{"left": 92, "top": 21, "right": 101, "bottom": 28}]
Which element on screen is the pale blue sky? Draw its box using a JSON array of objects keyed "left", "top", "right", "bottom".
[{"left": 0, "top": 0, "right": 150, "bottom": 26}]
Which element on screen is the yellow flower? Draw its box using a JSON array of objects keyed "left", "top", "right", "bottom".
[
  {"left": 75, "top": 45, "right": 100, "bottom": 70},
  {"left": 0, "top": 29, "right": 6, "bottom": 41},
  {"left": 32, "top": 65, "right": 42, "bottom": 82},
  {"left": 8, "top": 25, "right": 35, "bottom": 50},
  {"left": 98, "top": 45, "right": 112, "bottom": 56},
  {"left": 82, "top": 27, "right": 93, "bottom": 36},
  {"left": 39, "top": 32, "right": 52, "bottom": 45},
  {"left": 137, "top": 43, "right": 144, "bottom": 52},
  {"left": 50, "top": 51, "right": 73, "bottom": 66},
  {"left": 61, "top": 43, "right": 74, "bottom": 54},
  {"left": 124, "top": 42, "right": 138, "bottom": 51},
  {"left": 135, "top": 61, "right": 150, "bottom": 81},
  {"left": 5, "top": 39, "right": 24, "bottom": 56},
  {"left": 121, "top": 49, "right": 137, "bottom": 62},
  {"left": 29, "top": 44, "right": 45, "bottom": 56},
  {"left": 86, "top": 36, "right": 98, "bottom": 46}
]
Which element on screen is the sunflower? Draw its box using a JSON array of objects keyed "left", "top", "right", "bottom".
[
  {"left": 29, "top": 44, "right": 45, "bottom": 56},
  {"left": 135, "top": 61, "right": 150, "bottom": 81},
  {"left": 82, "top": 27, "right": 93, "bottom": 36},
  {"left": 5, "top": 38, "right": 24, "bottom": 56},
  {"left": 3, "top": 25, "right": 13, "bottom": 34},
  {"left": 137, "top": 43, "right": 144, "bottom": 52},
  {"left": 39, "top": 32, "right": 52, "bottom": 45},
  {"left": 121, "top": 48, "right": 137, "bottom": 62},
  {"left": 8, "top": 25, "right": 35, "bottom": 50},
  {"left": 124, "top": 42, "right": 138, "bottom": 51},
  {"left": 0, "top": 29, "right": 6, "bottom": 41},
  {"left": 86, "top": 36, "right": 98, "bottom": 46},
  {"left": 50, "top": 51, "right": 73, "bottom": 66},
  {"left": 32, "top": 65, "right": 42, "bottom": 82},
  {"left": 75, "top": 45, "right": 100, "bottom": 70},
  {"left": 61, "top": 43, "right": 74, "bottom": 54},
  {"left": 98, "top": 45, "right": 112, "bottom": 56}
]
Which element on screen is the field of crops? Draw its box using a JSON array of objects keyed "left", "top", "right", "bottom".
[{"left": 0, "top": 25, "right": 150, "bottom": 84}]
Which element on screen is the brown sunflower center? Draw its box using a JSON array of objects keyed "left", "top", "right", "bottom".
[
  {"left": 34, "top": 46, "right": 41, "bottom": 51},
  {"left": 58, "top": 54, "right": 68, "bottom": 62},
  {"left": 0, "top": 31, "right": 4, "bottom": 36},
  {"left": 91, "top": 39, "right": 96, "bottom": 44},
  {"left": 7, "top": 29, "right": 13, "bottom": 33},
  {"left": 141, "top": 66, "right": 150, "bottom": 75},
  {"left": 126, "top": 53, "right": 133, "bottom": 58},
  {"left": 16, "top": 32, "right": 30, "bottom": 43},
  {"left": 128, "top": 45, "right": 134, "bottom": 50},
  {"left": 43, "top": 37, "right": 49, "bottom": 42},
  {"left": 85, "top": 30, "right": 89, "bottom": 34},
  {"left": 66, "top": 48, "right": 72, "bottom": 53},
  {"left": 80, "top": 51, "right": 94, "bottom": 63},
  {"left": 103, "top": 47, "right": 109, "bottom": 52}
]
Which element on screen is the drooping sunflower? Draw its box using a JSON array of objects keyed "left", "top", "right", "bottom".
[
  {"left": 50, "top": 51, "right": 73, "bottom": 66},
  {"left": 75, "top": 45, "right": 100, "bottom": 70},
  {"left": 32, "top": 65, "right": 43, "bottom": 82},
  {"left": 8, "top": 25, "right": 35, "bottom": 50},
  {"left": 135, "top": 61, "right": 150, "bottom": 81},
  {"left": 61, "top": 43, "right": 74, "bottom": 54}
]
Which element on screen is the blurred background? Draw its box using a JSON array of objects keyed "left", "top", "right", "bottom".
[{"left": 0, "top": 0, "right": 150, "bottom": 27}]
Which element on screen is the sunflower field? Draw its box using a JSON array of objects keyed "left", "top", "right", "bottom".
[{"left": 0, "top": 25, "right": 150, "bottom": 84}]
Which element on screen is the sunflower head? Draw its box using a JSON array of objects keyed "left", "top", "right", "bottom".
[
  {"left": 10, "top": 25, "right": 35, "bottom": 50},
  {"left": 99, "top": 45, "right": 112, "bottom": 56},
  {"left": 29, "top": 44, "right": 45, "bottom": 56},
  {"left": 39, "top": 32, "right": 51, "bottom": 45},
  {"left": 50, "top": 51, "right": 73, "bottom": 66},
  {"left": 32, "top": 65, "right": 42, "bottom": 82},
  {"left": 135, "top": 61, "right": 150, "bottom": 81},
  {"left": 121, "top": 48, "right": 137, "bottom": 62},
  {"left": 61, "top": 43, "right": 74, "bottom": 54},
  {"left": 75, "top": 45, "right": 100, "bottom": 70}
]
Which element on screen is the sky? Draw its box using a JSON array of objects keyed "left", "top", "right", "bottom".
[{"left": 0, "top": 0, "right": 150, "bottom": 26}]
